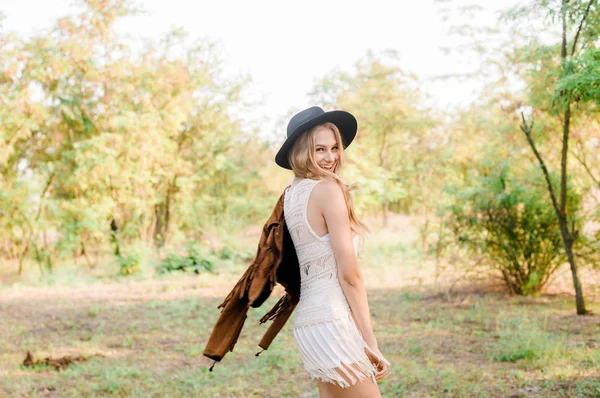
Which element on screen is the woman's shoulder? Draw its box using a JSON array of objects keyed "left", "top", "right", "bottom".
[{"left": 312, "top": 179, "right": 344, "bottom": 203}]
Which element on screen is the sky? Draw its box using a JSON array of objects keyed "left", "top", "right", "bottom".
[{"left": 0, "top": 0, "right": 519, "bottom": 140}]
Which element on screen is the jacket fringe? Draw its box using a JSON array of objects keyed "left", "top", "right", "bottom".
[
  {"left": 259, "top": 294, "right": 291, "bottom": 324},
  {"left": 217, "top": 261, "right": 255, "bottom": 310}
]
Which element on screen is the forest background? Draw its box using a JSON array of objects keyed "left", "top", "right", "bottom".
[{"left": 1, "top": 0, "right": 600, "bottom": 396}]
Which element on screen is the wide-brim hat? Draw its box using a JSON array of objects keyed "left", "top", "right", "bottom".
[{"left": 275, "top": 106, "right": 358, "bottom": 170}]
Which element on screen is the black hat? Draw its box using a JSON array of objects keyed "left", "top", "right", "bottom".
[{"left": 275, "top": 106, "right": 358, "bottom": 170}]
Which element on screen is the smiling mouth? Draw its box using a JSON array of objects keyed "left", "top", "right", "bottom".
[{"left": 321, "top": 164, "right": 335, "bottom": 171}]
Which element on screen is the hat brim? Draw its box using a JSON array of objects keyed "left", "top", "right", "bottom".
[{"left": 275, "top": 110, "right": 357, "bottom": 170}]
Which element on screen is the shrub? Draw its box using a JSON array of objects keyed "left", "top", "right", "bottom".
[
  {"left": 446, "top": 166, "right": 581, "bottom": 295},
  {"left": 156, "top": 242, "right": 214, "bottom": 275},
  {"left": 117, "top": 252, "right": 142, "bottom": 275}
]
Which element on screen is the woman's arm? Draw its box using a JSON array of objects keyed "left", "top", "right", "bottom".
[{"left": 314, "top": 181, "right": 379, "bottom": 351}]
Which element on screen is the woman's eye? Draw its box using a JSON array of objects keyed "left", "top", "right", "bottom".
[
  {"left": 316, "top": 148, "right": 323, "bottom": 152},
  {"left": 332, "top": 146, "right": 338, "bottom": 150}
]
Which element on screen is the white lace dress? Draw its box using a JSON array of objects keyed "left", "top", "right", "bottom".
[{"left": 284, "top": 178, "right": 391, "bottom": 388}]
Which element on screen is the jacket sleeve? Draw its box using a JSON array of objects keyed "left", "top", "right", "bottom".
[
  {"left": 203, "top": 295, "right": 249, "bottom": 362},
  {"left": 257, "top": 294, "right": 297, "bottom": 350}
]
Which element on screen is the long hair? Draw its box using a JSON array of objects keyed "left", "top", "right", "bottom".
[{"left": 287, "top": 122, "right": 368, "bottom": 233}]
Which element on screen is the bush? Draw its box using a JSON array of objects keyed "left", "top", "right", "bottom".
[
  {"left": 117, "top": 252, "right": 142, "bottom": 275},
  {"left": 217, "top": 246, "right": 254, "bottom": 262},
  {"left": 156, "top": 242, "right": 215, "bottom": 275},
  {"left": 446, "top": 166, "right": 581, "bottom": 295}
]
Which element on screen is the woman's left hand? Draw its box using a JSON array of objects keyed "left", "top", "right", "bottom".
[{"left": 365, "top": 348, "right": 388, "bottom": 381}]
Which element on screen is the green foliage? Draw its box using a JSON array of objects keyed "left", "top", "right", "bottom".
[
  {"left": 554, "top": 48, "right": 600, "bottom": 107},
  {"left": 117, "top": 252, "right": 142, "bottom": 276},
  {"left": 447, "top": 165, "right": 580, "bottom": 295},
  {"left": 217, "top": 247, "right": 236, "bottom": 260},
  {"left": 310, "top": 52, "right": 440, "bottom": 218},
  {"left": 217, "top": 246, "right": 253, "bottom": 262},
  {"left": 0, "top": 0, "right": 270, "bottom": 274},
  {"left": 494, "top": 348, "right": 537, "bottom": 362},
  {"left": 1, "top": 0, "right": 599, "bottom": 288},
  {"left": 156, "top": 243, "right": 214, "bottom": 275}
]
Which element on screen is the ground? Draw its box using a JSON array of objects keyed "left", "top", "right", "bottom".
[{"left": 1, "top": 216, "right": 599, "bottom": 397}]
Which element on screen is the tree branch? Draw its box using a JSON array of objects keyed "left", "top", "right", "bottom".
[
  {"left": 571, "top": 143, "right": 600, "bottom": 188},
  {"left": 571, "top": 0, "right": 596, "bottom": 57},
  {"left": 560, "top": 0, "right": 570, "bottom": 219},
  {"left": 561, "top": 0, "right": 568, "bottom": 59},
  {"left": 560, "top": 106, "right": 570, "bottom": 217},
  {"left": 35, "top": 173, "right": 55, "bottom": 222},
  {"left": 519, "top": 113, "right": 562, "bottom": 218}
]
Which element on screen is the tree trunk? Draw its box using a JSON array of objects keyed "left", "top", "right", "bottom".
[
  {"left": 520, "top": 107, "right": 587, "bottom": 314},
  {"left": 153, "top": 203, "right": 165, "bottom": 248},
  {"left": 43, "top": 230, "right": 53, "bottom": 271},
  {"left": 80, "top": 239, "right": 95, "bottom": 269},
  {"left": 559, "top": 104, "right": 587, "bottom": 314},
  {"left": 558, "top": 0, "right": 587, "bottom": 314},
  {"left": 434, "top": 217, "right": 444, "bottom": 281},
  {"left": 164, "top": 180, "right": 174, "bottom": 243},
  {"left": 559, "top": 220, "right": 586, "bottom": 314},
  {"left": 379, "top": 128, "right": 389, "bottom": 228},
  {"left": 381, "top": 202, "right": 388, "bottom": 228},
  {"left": 421, "top": 207, "right": 430, "bottom": 255},
  {"left": 110, "top": 218, "right": 120, "bottom": 256},
  {"left": 17, "top": 242, "right": 28, "bottom": 276},
  {"left": 153, "top": 177, "right": 177, "bottom": 248}
]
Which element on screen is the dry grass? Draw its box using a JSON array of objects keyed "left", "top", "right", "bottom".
[{"left": 1, "top": 214, "right": 599, "bottom": 397}]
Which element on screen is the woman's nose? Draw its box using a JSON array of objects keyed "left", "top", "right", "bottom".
[{"left": 324, "top": 151, "right": 334, "bottom": 162}]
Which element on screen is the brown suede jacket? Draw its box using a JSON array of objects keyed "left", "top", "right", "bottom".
[{"left": 203, "top": 189, "right": 300, "bottom": 368}]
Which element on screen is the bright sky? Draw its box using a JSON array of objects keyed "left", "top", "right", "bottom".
[{"left": 0, "top": 0, "right": 519, "bottom": 140}]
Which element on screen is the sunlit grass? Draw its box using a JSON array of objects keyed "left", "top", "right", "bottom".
[{"left": 1, "top": 215, "right": 600, "bottom": 396}]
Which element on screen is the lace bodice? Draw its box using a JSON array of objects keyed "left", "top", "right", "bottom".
[{"left": 284, "top": 178, "right": 358, "bottom": 328}]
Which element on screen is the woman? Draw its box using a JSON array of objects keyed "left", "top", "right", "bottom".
[{"left": 275, "top": 106, "right": 390, "bottom": 397}]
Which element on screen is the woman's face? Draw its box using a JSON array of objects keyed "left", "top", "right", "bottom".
[{"left": 313, "top": 126, "right": 339, "bottom": 173}]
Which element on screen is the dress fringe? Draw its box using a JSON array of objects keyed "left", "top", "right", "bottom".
[{"left": 293, "top": 314, "right": 391, "bottom": 389}]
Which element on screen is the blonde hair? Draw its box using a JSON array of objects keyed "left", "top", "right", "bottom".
[{"left": 288, "top": 122, "right": 368, "bottom": 233}]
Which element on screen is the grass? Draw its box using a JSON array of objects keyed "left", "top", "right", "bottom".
[{"left": 1, "top": 214, "right": 600, "bottom": 397}]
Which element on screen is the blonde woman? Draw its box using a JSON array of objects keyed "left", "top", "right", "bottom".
[{"left": 275, "top": 106, "right": 390, "bottom": 397}]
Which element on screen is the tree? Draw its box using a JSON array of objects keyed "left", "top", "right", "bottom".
[
  {"left": 509, "top": 0, "right": 600, "bottom": 315},
  {"left": 0, "top": 0, "right": 260, "bottom": 274},
  {"left": 310, "top": 52, "right": 438, "bottom": 227}
]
